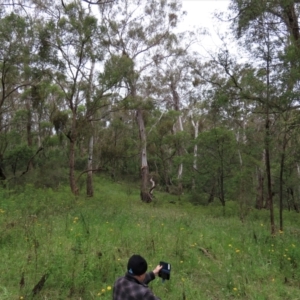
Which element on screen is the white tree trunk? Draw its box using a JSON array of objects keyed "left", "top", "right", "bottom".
[
  {"left": 137, "top": 108, "right": 151, "bottom": 202},
  {"left": 235, "top": 130, "right": 243, "bottom": 166},
  {"left": 86, "top": 60, "right": 95, "bottom": 197},
  {"left": 178, "top": 115, "right": 183, "bottom": 181},
  {"left": 191, "top": 118, "right": 199, "bottom": 171},
  {"left": 191, "top": 118, "right": 199, "bottom": 189}
]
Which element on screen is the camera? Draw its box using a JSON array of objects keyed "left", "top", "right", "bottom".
[{"left": 158, "top": 261, "right": 171, "bottom": 280}]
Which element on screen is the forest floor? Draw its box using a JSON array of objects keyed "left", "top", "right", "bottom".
[{"left": 1, "top": 176, "right": 300, "bottom": 299}]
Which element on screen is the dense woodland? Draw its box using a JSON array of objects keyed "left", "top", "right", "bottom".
[{"left": 1, "top": 0, "right": 300, "bottom": 232}]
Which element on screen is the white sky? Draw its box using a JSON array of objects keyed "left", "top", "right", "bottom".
[{"left": 180, "top": 0, "right": 236, "bottom": 58}]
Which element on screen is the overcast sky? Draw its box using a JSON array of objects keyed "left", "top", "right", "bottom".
[{"left": 181, "top": 0, "right": 235, "bottom": 58}]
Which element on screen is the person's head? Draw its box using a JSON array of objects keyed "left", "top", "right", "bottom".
[{"left": 127, "top": 254, "right": 148, "bottom": 282}]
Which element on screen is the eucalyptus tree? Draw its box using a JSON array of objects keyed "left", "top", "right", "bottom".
[
  {"left": 0, "top": 10, "right": 41, "bottom": 180},
  {"left": 187, "top": 72, "right": 212, "bottom": 190},
  {"left": 99, "top": 0, "right": 184, "bottom": 202},
  {"left": 191, "top": 54, "right": 254, "bottom": 201},
  {"left": 36, "top": 0, "right": 101, "bottom": 195},
  {"left": 229, "top": 0, "right": 300, "bottom": 47},
  {"left": 228, "top": 0, "right": 300, "bottom": 233},
  {"left": 83, "top": 54, "right": 132, "bottom": 196},
  {"left": 149, "top": 47, "right": 197, "bottom": 194}
]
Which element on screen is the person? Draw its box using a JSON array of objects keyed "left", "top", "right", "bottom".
[{"left": 113, "top": 254, "right": 163, "bottom": 300}]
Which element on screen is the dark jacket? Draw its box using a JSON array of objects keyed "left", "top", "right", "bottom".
[{"left": 113, "top": 271, "right": 160, "bottom": 300}]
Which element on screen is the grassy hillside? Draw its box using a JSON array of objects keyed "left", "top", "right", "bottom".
[{"left": 1, "top": 176, "right": 300, "bottom": 299}]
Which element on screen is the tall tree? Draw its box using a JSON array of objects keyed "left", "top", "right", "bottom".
[
  {"left": 228, "top": 0, "right": 300, "bottom": 233},
  {"left": 230, "top": 0, "right": 300, "bottom": 46},
  {"left": 100, "top": 0, "right": 183, "bottom": 202},
  {"left": 0, "top": 12, "right": 38, "bottom": 179},
  {"left": 47, "top": 0, "right": 99, "bottom": 194},
  {"left": 150, "top": 48, "right": 196, "bottom": 194}
]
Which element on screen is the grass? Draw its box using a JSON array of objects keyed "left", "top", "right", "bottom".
[{"left": 1, "top": 176, "right": 300, "bottom": 299}]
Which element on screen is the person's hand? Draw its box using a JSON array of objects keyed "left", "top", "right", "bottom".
[{"left": 152, "top": 264, "right": 163, "bottom": 276}]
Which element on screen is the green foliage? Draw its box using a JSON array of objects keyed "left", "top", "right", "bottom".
[
  {"left": 99, "top": 54, "right": 136, "bottom": 89},
  {"left": 4, "top": 144, "right": 33, "bottom": 175},
  {"left": 1, "top": 179, "right": 300, "bottom": 299},
  {"left": 188, "top": 127, "right": 239, "bottom": 204},
  {"left": 230, "top": 0, "right": 267, "bottom": 38},
  {"left": 98, "top": 116, "right": 138, "bottom": 180},
  {"left": 51, "top": 110, "right": 69, "bottom": 133}
]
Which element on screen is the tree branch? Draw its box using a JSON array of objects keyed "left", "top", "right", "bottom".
[
  {"left": 20, "top": 147, "right": 44, "bottom": 177},
  {"left": 76, "top": 167, "right": 103, "bottom": 182},
  {"left": 82, "top": 0, "right": 114, "bottom": 4}
]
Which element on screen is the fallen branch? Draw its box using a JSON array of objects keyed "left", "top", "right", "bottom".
[
  {"left": 198, "top": 247, "right": 222, "bottom": 267},
  {"left": 32, "top": 273, "right": 48, "bottom": 296},
  {"left": 149, "top": 177, "right": 156, "bottom": 196}
]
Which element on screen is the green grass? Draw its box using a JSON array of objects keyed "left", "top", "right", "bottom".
[{"left": 1, "top": 177, "right": 300, "bottom": 299}]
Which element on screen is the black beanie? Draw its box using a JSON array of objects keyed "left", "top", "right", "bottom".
[{"left": 127, "top": 254, "right": 148, "bottom": 276}]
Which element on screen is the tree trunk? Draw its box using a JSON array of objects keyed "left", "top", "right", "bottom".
[
  {"left": 279, "top": 130, "right": 288, "bottom": 230},
  {"left": 171, "top": 80, "right": 183, "bottom": 195},
  {"left": 265, "top": 131, "right": 274, "bottom": 235},
  {"left": 297, "top": 163, "right": 300, "bottom": 209},
  {"left": 0, "top": 116, "right": 6, "bottom": 182},
  {"left": 279, "top": 150, "right": 284, "bottom": 230},
  {"left": 68, "top": 111, "right": 78, "bottom": 195},
  {"left": 287, "top": 187, "right": 299, "bottom": 213},
  {"left": 0, "top": 155, "right": 6, "bottom": 181},
  {"left": 265, "top": 114, "right": 275, "bottom": 234},
  {"left": 136, "top": 108, "right": 151, "bottom": 202},
  {"left": 255, "top": 166, "right": 264, "bottom": 209},
  {"left": 218, "top": 168, "right": 225, "bottom": 206},
  {"left": 283, "top": 2, "right": 300, "bottom": 47},
  {"left": 26, "top": 100, "right": 33, "bottom": 170},
  {"left": 86, "top": 134, "right": 94, "bottom": 197},
  {"left": 207, "top": 182, "right": 215, "bottom": 204},
  {"left": 86, "top": 60, "right": 95, "bottom": 197},
  {"left": 265, "top": 48, "right": 275, "bottom": 235},
  {"left": 191, "top": 118, "right": 199, "bottom": 190},
  {"left": 177, "top": 114, "right": 183, "bottom": 195}
]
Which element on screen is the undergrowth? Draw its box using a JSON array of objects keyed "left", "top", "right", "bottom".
[{"left": 0, "top": 176, "right": 300, "bottom": 299}]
